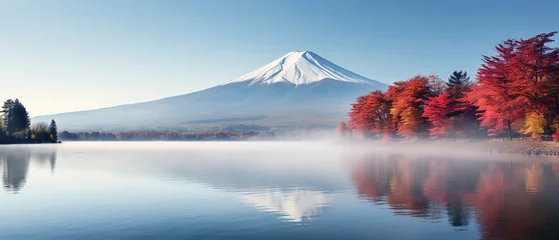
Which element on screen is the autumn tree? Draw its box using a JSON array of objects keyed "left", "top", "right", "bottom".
[
  {"left": 348, "top": 91, "right": 393, "bottom": 139},
  {"left": 512, "top": 32, "right": 559, "bottom": 139},
  {"left": 364, "top": 91, "right": 393, "bottom": 138},
  {"left": 423, "top": 93, "right": 453, "bottom": 138},
  {"left": 468, "top": 40, "right": 525, "bottom": 139},
  {"left": 389, "top": 75, "right": 437, "bottom": 138},
  {"left": 468, "top": 32, "right": 559, "bottom": 140},
  {"left": 348, "top": 95, "right": 371, "bottom": 133}
]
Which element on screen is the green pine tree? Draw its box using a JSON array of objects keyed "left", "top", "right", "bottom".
[
  {"left": 49, "top": 119, "right": 58, "bottom": 142},
  {"left": 446, "top": 71, "right": 471, "bottom": 99},
  {"left": 5, "top": 99, "right": 31, "bottom": 135}
]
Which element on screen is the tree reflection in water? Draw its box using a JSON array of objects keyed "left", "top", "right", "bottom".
[
  {"left": 350, "top": 154, "right": 559, "bottom": 239},
  {"left": 0, "top": 147, "right": 57, "bottom": 193}
]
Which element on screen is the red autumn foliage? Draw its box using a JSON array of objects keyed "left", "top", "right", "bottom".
[
  {"left": 348, "top": 32, "right": 559, "bottom": 141},
  {"left": 348, "top": 95, "right": 373, "bottom": 133},
  {"left": 512, "top": 32, "right": 559, "bottom": 114},
  {"left": 465, "top": 32, "right": 559, "bottom": 139},
  {"left": 423, "top": 93, "right": 453, "bottom": 138},
  {"left": 552, "top": 132, "right": 559, "bottom": 142},
  {"left": 469, "top": 40, "right": 526, "bottom": 138},
  {"left": 348, "top": 91, "right": 393, "bottom": 139},
  {"left": 389, "top": 75, "right": 437, "bottom": 138}
]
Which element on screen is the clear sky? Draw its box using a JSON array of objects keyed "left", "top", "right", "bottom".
[{"left": 1, "top": 0, "right": 558, "bottom": 116}]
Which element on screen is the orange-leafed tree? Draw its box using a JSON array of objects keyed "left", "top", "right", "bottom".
[
  {"left": 512, "top": 32, "right": 559, "bottom": 139},
  {"left": 389, "top": 75, "right": 436, "bottom": 138},
  {"left": 423, "top": 93, "right": 453, "bottom": 138}
]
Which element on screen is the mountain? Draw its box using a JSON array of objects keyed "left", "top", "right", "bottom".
[
  {"left": 33, "top": 51, "right": 387, "bottom": 131},
  {"left": 225, "top": 51, "right": 376, "bottom": 85}
]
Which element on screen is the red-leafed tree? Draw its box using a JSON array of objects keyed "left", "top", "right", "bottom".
[
  {"left": 348, "top": 91, "right": 393, "bottom": 139},
  {"left": 468, "top": 32, "right": 559, "bottom": 140},
  {"left": 346, "top": 32, "right": 559, "bottom": 141},
  {"left": 389, "top": 75, "right": 437, "bottom": 138},
  {"left": 348, "top": 95, "right": 373, "bottom": 133},
  {"left": 468, "top": 40, "right": 526, "bottom": 139},
  {"left": 423, "top": 93, "right": 453, "bottom": 138},
  {"left": 512, "top": 32, "right": 559, "bottom": 139},
  {"left": 365, "top": 91, "right": 393, "bottom": 139}
]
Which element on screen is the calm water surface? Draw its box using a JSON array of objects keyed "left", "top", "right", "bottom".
[{"left": 1, "top": 142, "right": 559, "bottom": 239}]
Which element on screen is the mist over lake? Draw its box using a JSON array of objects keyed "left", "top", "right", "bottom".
[{"left": 1, "top": 142, "right": 559, "bottom": 239}]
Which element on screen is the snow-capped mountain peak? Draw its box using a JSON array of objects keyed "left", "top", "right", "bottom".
[{"left": 224, "top": 51, "right": 377, "bottom": 86}]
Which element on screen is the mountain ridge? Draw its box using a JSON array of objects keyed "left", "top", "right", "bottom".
[{"left": 33, "top": 51, "right": 387, "bottom": 131}]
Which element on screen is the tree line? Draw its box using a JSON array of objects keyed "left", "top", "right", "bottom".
[
  {"left": 0, "top": 99, "right": 58, "bottom": 144},
  {"left": 347, "top": 31, "right": 559, "bottom": 141},
  {"left": 58, "top": 130, "right": 272, "bottom": 141}
]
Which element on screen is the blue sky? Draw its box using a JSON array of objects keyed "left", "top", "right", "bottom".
[{"left": 1, "top": 0, "right": 558, "bottom": 116}]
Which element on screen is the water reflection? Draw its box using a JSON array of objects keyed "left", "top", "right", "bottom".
[
  {"left": 152, "top": 155, "right": 343, "bottom": 223},
  {"left": 3, "top": 143, "right": 559, "bottom": 239},
  {"left": 1, "top": 150, "right": 30, "bottom": 193},
  {"left": 32, "top": 149, "right": 57, "bottom": 173},
  {"left": 239, "top": 188, "right": 331, "bottom": 222},
  {"left": 350, "top": 154, "right": 559, "bottom": 239},
  {"left": 0, "top": 146, "right": 57, "bottom": 193}
]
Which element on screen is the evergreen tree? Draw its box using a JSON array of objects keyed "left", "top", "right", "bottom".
[
  {"left": 5, "top": 99, "right": 31, "bottom": 134},
  {"left": 446, "top": 71, "right": 471, "bottom": 99},
  {"left": 1, "top": 99, "right": 15, "bottom": 130},
  {"left": 49, "top": 119, "right": 58, "bottom": 142},
  {"left": 444, "top": 71, "right": 478, "bottom": 137}
]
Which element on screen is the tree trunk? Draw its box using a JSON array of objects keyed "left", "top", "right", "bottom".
[{"left": 507, "top": 120, "right": 513, "bottom": 140}]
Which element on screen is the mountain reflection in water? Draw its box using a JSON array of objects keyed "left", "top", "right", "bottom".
[
  {"left": 239, "top": 188, "right": 331, "bottom": 222},
  {"left": 1, "top": 142, "right": 559, "bottom": 239}
]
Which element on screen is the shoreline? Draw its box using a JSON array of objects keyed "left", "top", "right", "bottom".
[
  {"left": 372, "top": 139, "right": 559, "bottom": 156},
  {"left": 338, "top": 137, "right": 559, "bottom": 157},
  {"left": 0, "top": 138, "right": 61, "bottom": 145},
  {"left": 464, "top": 139, "right": 559, "bottom": 156}
]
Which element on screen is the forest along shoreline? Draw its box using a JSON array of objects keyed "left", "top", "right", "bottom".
[
  {"left": 1, "top": 99, "right": 59, "bottom": 145},
  {"left": 340, "top": 31, "right": 559, "bottom": 157}
]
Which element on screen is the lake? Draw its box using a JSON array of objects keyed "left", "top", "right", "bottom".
[{"left": 1, "top": 142, "right": 559, "bottom": 239}]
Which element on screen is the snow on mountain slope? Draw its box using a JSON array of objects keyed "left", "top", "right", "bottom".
[
  {"left": 32, "top": 51, "right": 387, "bottom": 131},
  {"left": 224, "top": 51, "right": 378, "bottom": 86}
]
